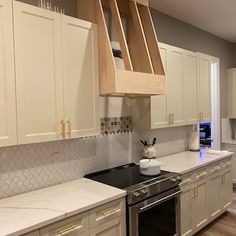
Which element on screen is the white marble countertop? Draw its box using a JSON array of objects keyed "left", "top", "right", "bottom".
[
  {"left": 0, "top": 178, "right": 126, "bottom": 236},
  {"left": 159, "top": 150, "right": 234, "bottom": 174}
]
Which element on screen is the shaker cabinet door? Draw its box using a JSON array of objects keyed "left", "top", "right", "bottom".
[
  {"left": 90, "top": 216, "right": 126, "bottom": 236},
  {"left": 198, "top": 53, "right": 212, "bottom": 122},
  {"left": 0, "top": 0, "right": 17, "bottom": 147},
  {"left": 150, "top": 44, "right": 168, "bottom": 129},
  {"left": 180, "top": 186, "right": 193, "bottom": 236},
  {"left": 192, "top": 179, "right": 208, "bottom": 232},
  {"left": 62, "top": 16, "right": 100, "bottom": 139},
  {"left": 14, "top": 2, "right": 64, "bottom": 144},
  {"left": 220, "top": 169, "right": 232, "bottom": 209},
  {"left": 184, "top": 51, "right": 198, "bottom": 124},
  {"left": 167, "top": 45, "right": 185, "bottom": 126}
]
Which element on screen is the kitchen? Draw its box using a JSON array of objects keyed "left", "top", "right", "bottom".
[{"left": 0, "top": 0, "right": 236, "bottom": 235}]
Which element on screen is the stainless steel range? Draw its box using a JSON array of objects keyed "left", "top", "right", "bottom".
[{"left": 85, "top": 163, "right": 182, "bottom": 236}]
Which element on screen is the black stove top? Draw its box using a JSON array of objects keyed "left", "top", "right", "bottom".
[
  {"left": 85, "top": 163, "right": 169, "bottom": 189},
  {"left": 85, "top": 163, "right": 182, "bottom": 205}
]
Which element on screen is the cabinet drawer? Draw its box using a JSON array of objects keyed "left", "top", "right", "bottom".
[
  {"left": 23, "top": 231, "right": 40, "bottom": 236},
  {"left": 194, "top": 168, "right": 208, "bottom": 181},
  {"left": 40, "top": 212, "right": 89, "bottom": 236},
  {"left": 89, "top": 198, "right": 125, "bottom": 228},
  {"left": 180, "top": 174, "right": 193, "bottom": 187},
  {"left": 90, "top": 215, "right": 126, "bottom": 236},
  {"left": 209, "top": 163, "right": 221, "bottom": 175},
  {"left": 221, "top": 159, "right": 232, "bottom": 169}
]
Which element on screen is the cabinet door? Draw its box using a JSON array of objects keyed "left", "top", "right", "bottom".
[
  {"left": 220, "top": 169, "right": 232, "bottom": 209},
  {"left": 14, "top": 2, "right": 64, "bottom": 144},
  {"left": 227, "top": 69, "right": 236, "bottom": 118},
  {"left": 208, "top": 173, "right": 222, "bottom": 218},
  {"left": 0, "top": 0, "right": 17, "bottom": 147},
  {"left": 192, "top": 179, "right": 208, "bottom": 232},
  {"left": 198, "top": 53, "right": 211, "bottom": 122},
  {"left": 180, "top": 185, "right": 193, "bottom": 236},
  {"left": 23, "top": 231, "right": 39, "bottom": 236},
  {"left": 150, "top": 43, "right": 168, "bottom": 128},
  {"left": 62, "top": 16, "right": 100, "bottom": 138},
  {"left": 184, "top": 51, "right": 198, "bottom": 125},
  {"left": 90, "top": 216, "right": 126, "bottom": 236},
  {"left": 167, "top": 46, "right": 185, "bottom": 126},
  {"left": 40, "top": 212, "right": 89, "bottom": 236}
]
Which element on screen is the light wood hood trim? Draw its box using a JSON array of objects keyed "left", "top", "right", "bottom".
[
  {"left": 77, "top": 0, "right": 166, "bottom": 96},
  {"left": 96, "top": 0, "right": 117, "bottom": 93},
  {"left": 128, "top": 0, "right": 154, "bottom": 73},
  {"left": 138, "top": 5, "right": 165, "bottom": 75},
  {"left": 109, "top": 0, "right": 133, "bottom": 71},
  {"left": 132, "top": 0, "right": 149, "bottom": 6}
]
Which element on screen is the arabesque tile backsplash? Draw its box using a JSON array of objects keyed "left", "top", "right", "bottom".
[{"left": 0, "top": 119, "right": 191, "bottom": 199}]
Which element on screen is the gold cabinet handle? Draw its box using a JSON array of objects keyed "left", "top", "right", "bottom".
[
  {"left": 196, "top": 171, "right": 207, "bottom": 179},
  {"left": 220, "top": 175, "right": 224, "bottom": 184},
  {"left": 66, "top": 119, "right": 72, "bottom": 138},
  {"left": 59, "top": 120, "right": 66, "bottom": 139},
  {"left": 102, "top": 207, "right": 120, "bottom": 216},
  {"left": 195, "top": 186, "right": 198, "bottom": 198},
  {"left": 56, "top": 224, "right": 82, "bottom": 236},
  {"left": 192, "top": 187, "right": 196, "bottom": 198},
  {"left": 199, "top": 112, "right": 203, "bottom": 121}
]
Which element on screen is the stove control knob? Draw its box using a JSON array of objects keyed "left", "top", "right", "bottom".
[
  {"left": 176, "top": 176, "right": 182, "bottom": 181},
  {"left": 141, "top": 188, "right": 148, "bottom": 194},
  {"left": 133, "top": 191, "right": 141, "bottom": 197},
  {"left": 171, "top": 177, "right": 177, "bottom": 183}
]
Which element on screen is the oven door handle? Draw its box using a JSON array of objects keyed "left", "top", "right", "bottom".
[{"left": 139, "top": 190, "right": 182, "bottom": 212}]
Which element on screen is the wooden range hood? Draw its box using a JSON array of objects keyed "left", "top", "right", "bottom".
[{"left": 78, "top": 0, "right": 166, "bottom": 96}]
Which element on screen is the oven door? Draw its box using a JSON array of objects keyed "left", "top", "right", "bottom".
[{"left": 129, "top": 187, "right": 181, "bottom": 236}]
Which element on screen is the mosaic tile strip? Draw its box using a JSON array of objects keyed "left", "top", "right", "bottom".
[{"left": 100, "top": 116, "right": 132, "bottom": 134}]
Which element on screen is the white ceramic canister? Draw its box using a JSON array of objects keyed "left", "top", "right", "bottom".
[{"left": 139, "top": 159, "right": 161, "bottom": 176}]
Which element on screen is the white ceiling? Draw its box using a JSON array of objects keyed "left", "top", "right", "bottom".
[{"left": 150, "top": 0, "right": 236, "bottom": 43}]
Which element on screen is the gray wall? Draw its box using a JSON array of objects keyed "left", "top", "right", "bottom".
[{"left": 151, "top": 9, "right": 235, "bottom": 118}]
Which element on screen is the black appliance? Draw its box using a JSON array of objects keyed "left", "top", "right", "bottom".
[
  {"left": 200, "top": 122, "right": 211, "bottom": 147},
  {"left": 85, "top": 163, "right": 182, "bottom": 236}
]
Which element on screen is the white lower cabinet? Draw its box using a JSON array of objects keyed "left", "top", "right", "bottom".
[
  {"left": 37, "top": 198, "right": 125, "bottom": 236},
  {"left": 191, "top": 179, "right": 208, "bottom": 232},
  {"left": 180, "top": 184, "right": 193, "bottom": 236},
  {"left": 23, "top": 231, "right": 40, "bottom": 236},
  {"left": 180, "top": 157, "right": 232, "bottom": 236},
  {"left": 90, "top": 216, "right": 126, "bottom": 236},
  {"left": 220, "top": 167, "right": 232, "bottom": 209},
  {"left": 208, "top": 172, "right": 222, "bottom": 219},
  {"left": 40, "top": 212, "right": 89, "bottom": 236}
]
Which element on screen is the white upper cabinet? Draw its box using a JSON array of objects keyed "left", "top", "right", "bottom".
[
  {"left": 0, "top": 0, "right": 17, "bottom": 147},
  {"left": 150, "top": 44, "right": 168, "bottom": 128},
  {"left": 228, "top": 68, "right": 236, "bottom": 118},
  {"left": 14, "top": 2, "right": 64, "bottom": 144},
  {"left": 184, "top": 51, "right": 198, "bottom": 124},
  {"left": 198, "top": 53, "right": 212, "bottom": 122},
  {"left": 62, "top": 16, "right": 100, "bottom": 139},
  {"left": 13, "top": 2, "right": 100, "bottom": 145},
  {"left": 167, "top": 45, "right": 185, "bottom": 126}
]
